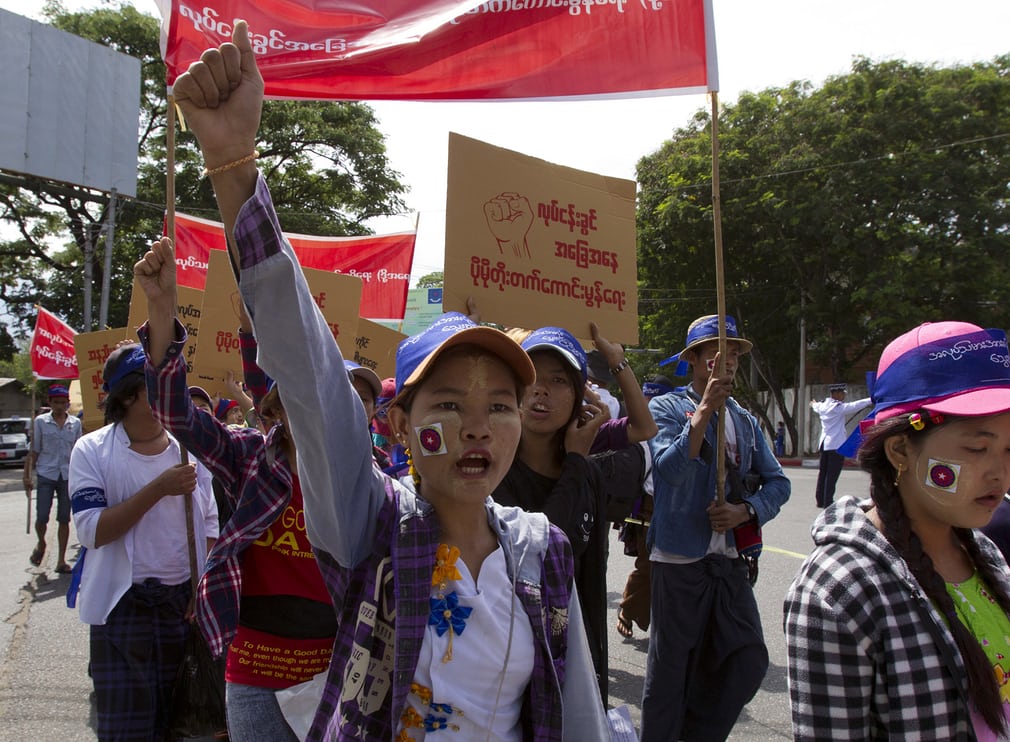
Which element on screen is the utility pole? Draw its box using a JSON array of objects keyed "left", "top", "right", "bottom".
[
  {"left": 98, "top": 189, "right": 117, "bottom": 329},
  {"left": 797, "top": 293, "right": 807, "bottom": 456},
  {"left": 82, "top": 223, "right": 94, "bottom": 331}
]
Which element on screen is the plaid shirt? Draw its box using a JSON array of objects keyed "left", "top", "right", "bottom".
[
  {"left": 784, "top": 496, "right": 1010, "bottom": 741},
  {"left": 140, "top": 322, "right": 295, "bottom": 657},
  {"left": 230, "top": 172, "right": 606, "bottom": 741}
]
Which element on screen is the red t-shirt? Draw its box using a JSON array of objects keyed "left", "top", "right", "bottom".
[{"left": 226, "top": 477, "right": 334, "bottom": 688}]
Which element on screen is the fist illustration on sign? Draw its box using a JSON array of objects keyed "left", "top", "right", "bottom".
[{"left": 483, "top": 192, "right": 534, "bottom": 258}]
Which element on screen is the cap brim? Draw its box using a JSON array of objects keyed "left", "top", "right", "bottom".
[
  {"left": 522, "top": 342, "right": 583, "bottom": 376},
  {"left": 402, "top": 326, "right": 536, "bottom": 393},
  {"left": 874, "top": 385, "right": 1010, "bottom": 423},
  {"left": 349, "top": 367, "right": 383, "bottom": 399},
  {"left": 675, "top": 336, "right": 753, "bottom": 359}
]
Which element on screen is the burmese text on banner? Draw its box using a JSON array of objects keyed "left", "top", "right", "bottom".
[
  {"left": 172, "top": 211, "right": 414, "bottom": 322},
  {"left": 30, "top": 307, "right": 79, "bottom": 379},
  {"left": 161, "top": 0, "right": 718, "bottom": 100}
]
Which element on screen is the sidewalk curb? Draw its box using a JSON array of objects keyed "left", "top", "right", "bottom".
[{"left": 777, "top": 458, "right": 860, "bottom": 469}]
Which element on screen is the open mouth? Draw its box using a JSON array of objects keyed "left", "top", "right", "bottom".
[
  {"left": 457, "top": 455, "right": 490, "bottom": 476},
  {"left": 976, "top": 493, "right": 1002, "bottom": 508}
]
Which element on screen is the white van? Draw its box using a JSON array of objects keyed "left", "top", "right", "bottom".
[{"left": 0, "top": 417, "right": 30, "bottom": 467}]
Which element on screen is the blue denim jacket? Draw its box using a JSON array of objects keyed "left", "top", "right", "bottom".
[{"left": 646, "top": 391, "right": 790, "bottom": 557}]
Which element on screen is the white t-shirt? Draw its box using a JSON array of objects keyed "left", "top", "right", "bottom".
[{"left": 397, "top": 546, "right": 535, "bottom": 741}]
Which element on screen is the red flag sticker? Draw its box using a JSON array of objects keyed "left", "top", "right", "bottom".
[
  {"left": 416, "top": 424, "right": 447, "bottom": 456},
  {"left": 926, "top": 459, "right": 960, "bottom": 493}
]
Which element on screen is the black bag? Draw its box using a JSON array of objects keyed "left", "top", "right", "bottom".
[{"left": 169, "top": 627, "right": 228, "bottom": 739}]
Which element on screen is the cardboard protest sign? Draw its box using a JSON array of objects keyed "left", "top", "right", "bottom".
[
  {"left": 127, "top": 277, "right": 205, "bottom": 377},
  {"left": 443, "top": 133, "right": 638, "bottom": 344},
  {"left": 73, "top": 326, "right": 134, "bottom": 432},
  {"left": 191, "top": 250, "right": 363, "bottom": 398},
  {"left": 352, "top": 319, "right": 405, "bottom": 382}
]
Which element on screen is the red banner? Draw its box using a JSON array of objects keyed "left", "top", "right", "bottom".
[
  {"left": 161, "top": 0, "right": 717, "bottom": 100},
  {"left": 29, "top": 307, "right": 79, "bottom": 379},
  {"left": 173, "top": 211, "right": 414, "bottom": 322}
]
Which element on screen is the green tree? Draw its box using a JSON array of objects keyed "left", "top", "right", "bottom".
[
  {"left": 416, "top": 271, "right": 443, "bottom": 288},
  {"left": 1, "top": 2, "right": 407, "bottom": 337},
  {"left": 637, "top": 56, "right": 1010, "bottom": 452}
]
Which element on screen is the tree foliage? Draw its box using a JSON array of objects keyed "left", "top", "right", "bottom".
[
  {"left": 636, "top": 56, "right": 1010, "bottom": 449},
  {"left": 1, "top": 1, "right": 407, "bottom": 339},
  {"left": 416, "top": 271, "right": 444, "bottom": 288}
]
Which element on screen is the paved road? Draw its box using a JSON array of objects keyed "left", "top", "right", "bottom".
[{"left": 0, "top": 462, "right": 870, "bottom": 740}]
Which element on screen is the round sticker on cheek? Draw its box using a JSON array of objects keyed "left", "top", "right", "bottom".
[
  {"left": 925, "top": 458, "right": 961, "bottom": 493},
  {"left": 415, "top": 423, "right": 447, "bottom": 456}
]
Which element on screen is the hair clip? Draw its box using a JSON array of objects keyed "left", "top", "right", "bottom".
[
  {"left": 930, "top": 413, "right": 945, "bottom": 425},
  {"left": 908, "top": 413, "right": 925, "bottom": 431}
]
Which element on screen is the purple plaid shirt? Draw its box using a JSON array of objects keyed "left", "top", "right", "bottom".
[
  {"left": 140, "top": 321, "right": 295, "bottom": 657},
  {"left": 231, "top": 172, "right": 584, "bottom": 741}
]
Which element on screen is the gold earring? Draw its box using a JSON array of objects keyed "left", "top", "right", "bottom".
[
  {"left": 405, "top": 447, "right": 420, "bottom": 490},
  {"left": 893, "top": 465, "right": 904, "bottom": 487}
]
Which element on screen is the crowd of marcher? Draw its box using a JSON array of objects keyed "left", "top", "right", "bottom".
[{"left": 24, "top": 21, "right": 1010, "bottom": 742}]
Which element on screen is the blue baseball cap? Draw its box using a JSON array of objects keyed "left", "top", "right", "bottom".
[
  {"left": 520, "top": 326, "right": 588, "bottom": 384},
  {"left": 659, "top": 314, "right": 752, "bottom": 376},
  {"left": 395, "top": 312, "right": 535, "bottom": 397},
  {"left": 343, "top": 360, "right": 382, "bottom": 399},
  {"left": 642, "top": 375, "right": 676, "bottom": 398},
  {"left": 102, "top": 344, "right": 146, "bottom": 393},
  {"left": 47, "top": 385, "right": 70, "bottom": 399}
]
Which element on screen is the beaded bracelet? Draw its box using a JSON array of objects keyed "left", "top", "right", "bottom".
[
  {"left": 201, "top": 150, "right": 259, "bottom": 178},
  {"left": 609, "top": 358, "right": 630, "bottom": 376}
]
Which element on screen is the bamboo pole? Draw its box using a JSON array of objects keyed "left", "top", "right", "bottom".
[
  {"left": 166, "top": 97, "right": 177, "bottom": 245},
  {"left": 711, "top": 91, "right": 728, "bottom": 506}
]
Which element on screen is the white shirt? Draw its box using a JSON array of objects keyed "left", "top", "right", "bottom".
[
  {"left": 399, "top": 546, "right": 535, "bottom": 741},
  {"left": 811, "top": 396, "right": 872, "bottom": 451},
  {"left": 69, "top": 422, "right": 217, "bottom": 624}
]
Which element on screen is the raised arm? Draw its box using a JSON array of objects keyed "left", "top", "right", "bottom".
[
  {"left": 171, "top": 21, "right": 261, "bottom": 249},
  {"left": 590, "top": 321, "right": 657, "bottom": 444},
  {"left": 171, "top": 22, "right": 385, "bottom": 565}
]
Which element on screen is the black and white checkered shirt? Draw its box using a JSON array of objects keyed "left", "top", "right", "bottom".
[{"left": 784, "top": 496, "right": 1009, "bottom": 741}]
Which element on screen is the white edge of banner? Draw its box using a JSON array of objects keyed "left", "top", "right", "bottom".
[{"left": 704, "top": 0, "right": 719, "bottom": 93}]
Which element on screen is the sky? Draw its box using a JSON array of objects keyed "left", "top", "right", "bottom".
[{"left": 3, "top": 0, "right": 1010, "bottom": 284}]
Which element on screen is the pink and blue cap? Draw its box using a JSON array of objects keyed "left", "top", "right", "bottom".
[
  {"left": 867, "top": 321, "right": 1010, "bottom": 422},
  {"left": 839, "top": 321, "right": 1010, "bottom": 455}
]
